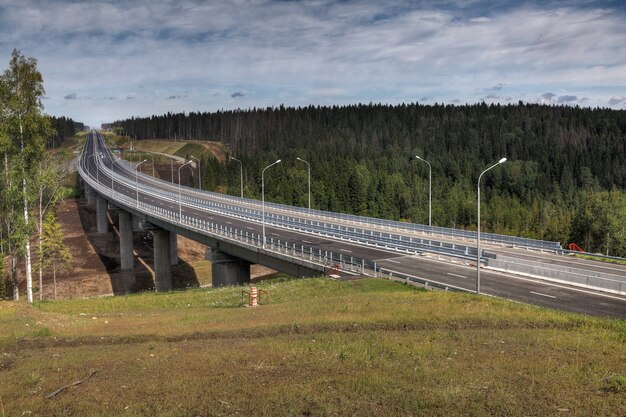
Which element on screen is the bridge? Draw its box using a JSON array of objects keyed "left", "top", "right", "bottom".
[{"left": 78, "top": 131, "right": 626, "bottom": 318}]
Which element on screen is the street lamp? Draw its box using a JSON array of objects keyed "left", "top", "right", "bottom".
[
  {"left": 190, "top": 155, "right": 201, "bottom": 190},
  {"left": 135, "top": 159, "right": 147, "bottom": 207},
  {"left": 296, "top": 157, "right": 311, "bottom": 210},
  {"left": 230, "top": 156, "right": 243, "bottom": 198},
  {"left": 414, "top": 155, "right": 432, "bottom": 227},
  {"left": 476, "top": 157, "right": 507, "bottom": 294},
  {"left": 150, "top": 153, "right": 155, "bottom": 177},
  {"left": 178, "top": 160, "right": 192, "bottom": 221},
  {"left": 262, "top": 159, "right": 282, "bottom": 248}
]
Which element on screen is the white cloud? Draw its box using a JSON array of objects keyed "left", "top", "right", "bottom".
[
  {"left": 0, "top": 1, "right": 624, "bottom": 126},
  {"left": 608, "top": 95, "right": 625, "bottom": 106}
]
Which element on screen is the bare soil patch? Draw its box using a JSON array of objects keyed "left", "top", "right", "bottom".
[{"left": 30, "top": 195, "right": 275, "bottom": 299}]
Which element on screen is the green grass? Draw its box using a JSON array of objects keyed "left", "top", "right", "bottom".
[
  {"left": 574, "top": 253, "right": 626, "bottom": 265},
  {"left": 1, "top": 278, "right": 625, "bottom": 416}
]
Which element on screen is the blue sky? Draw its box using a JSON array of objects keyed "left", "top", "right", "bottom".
[{"left": 1, "top": 0, "right": 625, "bottom": 128}]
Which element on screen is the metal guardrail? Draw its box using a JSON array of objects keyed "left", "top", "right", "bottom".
[
  {"left": 81, "top": 139, "right": 626, "bottom": 296},
  {"left": 88, "top": 147, "right": 493, "bottom": 263},
  {"left": 489, "top": 258, "right": 626, "bottom": 295},
  {"left": 92, "top": 133, "right": 562, "bottom": 253},
  {"left": 79, "top": 154, "right": 475, "bottom": 293}
]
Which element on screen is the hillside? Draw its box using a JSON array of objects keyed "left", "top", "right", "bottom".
[{"left": 1, "top": 278, "right": 625, "bottom": 416}]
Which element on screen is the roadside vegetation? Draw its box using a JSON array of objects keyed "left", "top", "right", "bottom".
[{"left": 1, "top": 278, "right": 625, "bottom": 416}]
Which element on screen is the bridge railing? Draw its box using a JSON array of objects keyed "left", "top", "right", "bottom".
[
  {"left": 89, "top": 154, "right": 492, "bottom": 264},
  {"left": 90, "top": 136, "right": 562, "bottom": 253},
  {"left": 79, "top": 158, "right": 474, "bottom": 293}
]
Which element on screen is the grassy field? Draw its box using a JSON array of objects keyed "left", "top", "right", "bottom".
[
  {"left": 1, "top": 278, "right": 625, "bottom": 416},
  {"left": 101, "top": 132, "right": 226, "bottom": 163},
  {"left": 574, "top": 253, "right": 626, "bottom": 265}
]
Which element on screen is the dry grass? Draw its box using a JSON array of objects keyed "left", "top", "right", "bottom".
[{"left": 1, "top": 278, "right": 625, "bottom": 416}]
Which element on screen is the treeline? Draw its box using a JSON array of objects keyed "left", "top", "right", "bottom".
[
  {"left": 1, "top": 50, "right": 73, "bottom": 300},
  {"left": 48, "top": 116, "right": 84, "bottom": 149},
  {"left": 113, "top": 103, "right": 626, "bottom": 257}
]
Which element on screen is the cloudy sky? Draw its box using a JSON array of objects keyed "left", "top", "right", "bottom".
[{"left": 1, "top": 0, "right": 625, "bottom": 127}]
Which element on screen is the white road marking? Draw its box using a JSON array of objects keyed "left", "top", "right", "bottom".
[
  {"left": 340, "top": 249, "right": 352, "bottom": 253},
  {"left": 530, "top": 291, "right": 557, "bottom": 299},
  {"left": 246, "top": 227, "right": 254, "bottom": 230},
  {"left": 302, "top": 240, "right": 313, "bottom": 244},
  {"left": 447, "top": 273, "right": 466, "bottom": 279},
  {"left": 270, "top": 233, "right": 280, "bottom": 237},
  {"left": 386, "top": 259, "right": 401, "bottom": 264},
  {"left": 226, "top": 222, "right": 232, "bottom": 225}
]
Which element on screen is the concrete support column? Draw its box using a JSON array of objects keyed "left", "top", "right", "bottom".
[
  {"left": 96, "top": 194, "right": 109, "bottom": 234},
  {"left": 170, "top": 232, "right": 178, "bottom": 265},
  {"left": 132, "top": 215, "right": 142, "bottom": 232},
  {"left": 205, "top": 247, "right": 251, "bottom": 287},
  {"left": 152, "top": 228, "right": 172, "bottom": 291},
  {"left": 118, "top": 210, "right": 134, "bottom": 270},
  {"left": 86, "top": 184, "right": 96, "bottom": 205}
]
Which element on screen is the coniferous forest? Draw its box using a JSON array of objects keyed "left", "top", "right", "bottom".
[{"left": 112, "top": 103, "right": 626, "bottom": 257}]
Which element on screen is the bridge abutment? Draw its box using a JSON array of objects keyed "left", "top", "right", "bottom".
[
  {"left": 96, "top": 194, "right": 109, "bottom": 234},
  {"left": 205, "top": 247, "right": 251, "bottom": 287}
]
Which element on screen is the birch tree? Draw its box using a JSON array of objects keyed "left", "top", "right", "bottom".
[{"left": 0, "top": 49, "right": 50, "bottom": 303}]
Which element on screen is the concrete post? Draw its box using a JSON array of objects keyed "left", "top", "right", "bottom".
[
  {"left": 170, "top": 232, "right": 178, "bottom": 265},
  {"left": 152, "top": 228, "right": 172, "bottom": 291},
  {"left": 96, "top": 194, "right": 109, "bottom": 234},
  {"left": 205, "top": 247, "right": 251, "bottom": 287},
  {"left": 118, "top": 210, "right": 134, "bottom": 270}
]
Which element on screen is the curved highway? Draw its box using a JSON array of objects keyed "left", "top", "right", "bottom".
[{"left": 80, "top": 131, "right": 626, "bottom": 318}]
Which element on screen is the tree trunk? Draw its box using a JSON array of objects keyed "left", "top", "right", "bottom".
[
  {"left": 39, "top": 186, "right": 44, "bottom": 301},
  {"left": 53, "top": 262, "right": 57, "bottom": 300},
  {"left": 11, "top": 256, "right": 18, "bottom": 300},
  {"left": 20, "top": 118, "right": 34, "bottom": 304}
]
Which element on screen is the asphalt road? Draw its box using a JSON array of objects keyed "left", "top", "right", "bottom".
[{"left": 82, "top": 132, "right": 626, "bottom": 318}]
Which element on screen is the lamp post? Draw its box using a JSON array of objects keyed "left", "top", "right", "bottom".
[
  {"left": 190, "top": 155, "right": 201, "bottom": 190},
  {"left": 150, "top": 153, "right": 155, "bottom": 177},
  {"left": 135, "top": 159, "right": 147, "bottom": 207},
  {"left": 414, "top": 155, "right": 432, "bottom": 227},
  {"left": 477, "top": 157, "right": 507, "bottom": 294},
  {"left": 296, "top": 157, "right": 311, "bottom": 210},
  {"left": 178, "top": 160, "right": 192, "bottom": 221},
  {"left": 230, "top": 156, "right": 243, "bottom": 198},
  {"left": 262, "top": 159, "right": 282, "bottom": 248}
]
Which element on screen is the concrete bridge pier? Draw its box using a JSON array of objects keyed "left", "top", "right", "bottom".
[
  {"left": 85, "top": 184, "right": 96, "bottom": 205},
  {"left": 140, "top": 222, "right": 172, "bottom": 291},
  {"left": 205, "top": 247, "right": 251, "bottom": 287},
  {"left": 96, "top": 194, "right": 109, "bottom": 234},
  {"left": 170, "top": 233, "right": 178, "bottom": 265},
  {"left": 118, "top": 210, "right": 134, "bottom": 270},
  {"left": 132, "top": 215, "right": 142, "bottom": 232}
]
